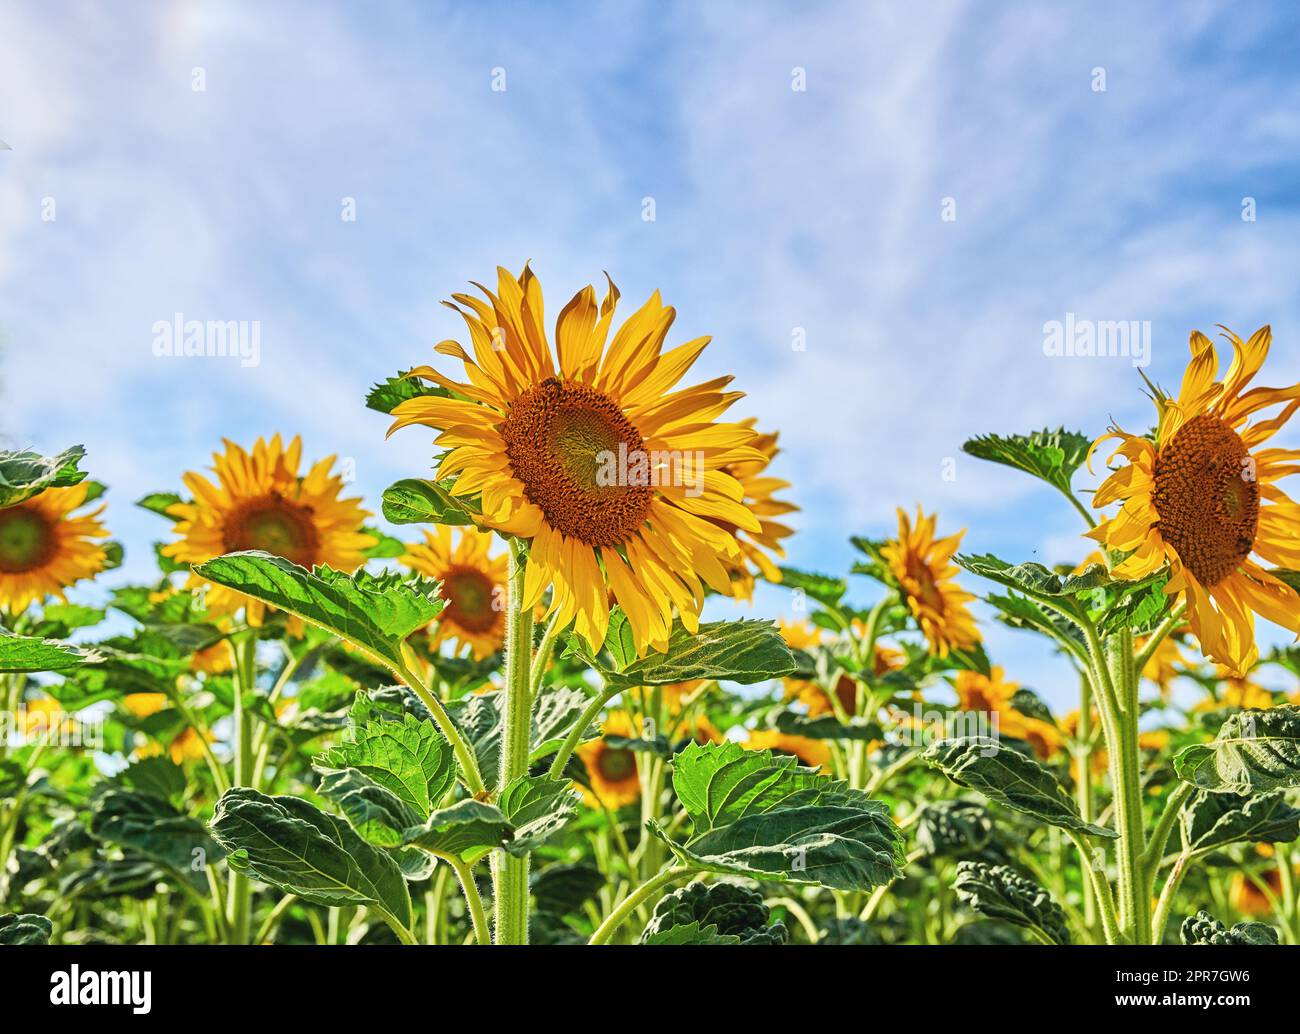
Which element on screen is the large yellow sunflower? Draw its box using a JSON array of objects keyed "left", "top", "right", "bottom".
[
  {"left": 161, "top": 435, "right": 374, "bottom": 626},
  {"left": 953, "top": 666, "right": 1061, "bottom": 760},
  {"left": 881, "top": 506, "right": 981, "bottom": 658},
  {"left": 387, "top": 265, "right": 766, "bottom": 655},
  {"left": 400, "top": 525, "right": 507, "bottom": 659},
  {"left": 0, "top": 483, "right": 109, "bottom": 614},
  {"left": 744, "top": 729, "right": 832, "bottom": 771},
  {"left": 1087, "top": 327, "right": 1300, "bottom": 674},
  {"left": 719, "top": 421, "right": 796, "bottom": 600}
]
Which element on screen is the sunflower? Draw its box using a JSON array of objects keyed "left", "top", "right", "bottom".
[
  {"left": 1230, "top": 868, "right": 1284, "bottom": 918},
  {"left": 0, "top": 483, "right": 109, "bottom": 614},
  {"left": 575, "top": 712, "right": 641, "bottom": 808},
  {"left": 190, "top": 640, "right": 233, "bottom": 675},
  {"left": 718, "top": 421, "right": 796, "bottom": 600},
  {"left": 121, "top": 693, "right": 170, "bottom": 718},
  {"left": 881, "top": 507, "right": 981, "bottom": 658},
  {"left": 400, "top": 525, "right": 507, "bottom": 659},
  {"left": 387, "top": 265, "right": 766, "bottom": 656},
  {"left": 744, "top": 729, "right": 832, "bottom": 771},
  {"left": 162, "top": 435, "right": 374, "bottom": 626},
  {"left": 1087, "top": 327, "right": 1300, "bottom": 675},
  {"left": 953, "top": 667, "right": 1061, "bottom": 759}
]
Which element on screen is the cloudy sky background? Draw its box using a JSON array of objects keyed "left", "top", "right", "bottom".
[{"left": 2, "top": 0, "right": 1298, "bottom": 709}]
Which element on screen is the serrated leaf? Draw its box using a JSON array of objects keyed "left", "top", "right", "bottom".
[
  {"left": 654, "top": 742, "right": 904, "bottom": 892},
  {"left": 315, "top": 713, "right": 455, "bottom": 819},
  {"left": 0, "top": 913, "right": 54, "bottom": 945},
  {"left": 136, "top": 491, "right": 183, "bottom": 518},
  {"left": 211, "top": 788, "right": 412, "bottom": 930},
  {"left": 1181, "top": 910, "right": 1278, "bottom": 946},
  {"left": 915, "top": 799, "right": 994, "bottom": 857},
  {"left": 640, "top": 920, "right": 742, "bottom": 945},
  {"left": 777, "top": 566, "right": 847, "bottom": 606},
  {"left": 1180, "top": 789, "right": 1300, "bottom": 853},
  {"left": 1173, "top": 706, "right": 1300, "bottom": 793},
  {"left": 88, "top": 790, "right": 226, "bottom": 883},
  {"left": 401, "top": 799, "right": 513, "bottom": 862},
  {"left": 953, "top": 861, "right": 1070, "bottom": 945},
  {"left": 0, "top": 628, "right": 102, "bottom": 674},
  {"left": 316, "top": 768, "right": 422, "bottom": 847},
  {"left": 638, "top": 880, "right": 788, "bottom": 945},
  {"left": 962, "top": 428, "right": 1090, "bottom": 495},
  {"left": 365, "top": 374, "right": 449, "bottom": 415},
  {"left": 923, "top": 737, "right": 1116, "bottom": 838},
  {"left": 497, "top": 775, "right": 579, "bottom": 855},
  {"left": 381, "top": 478, "right": 475, "bottom": 526},
  {"left": 448, "top": 684, "right": 593, "bottom": 791},
  {"left": 0, "top": 445, "right": 87, "bottom": 506},
  {"left": 955, "top": 553, "right": 1109, "bottom": 600},
  {"left": 194, "top": 552, "right": 443, "bottom": 670},
  {"left": 575, "top": 617, "right": 796, "bottom": 686}
]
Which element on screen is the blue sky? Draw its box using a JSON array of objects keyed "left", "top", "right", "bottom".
[{"left": 2, "top": 1, "right": 1299, "bottom": 708}]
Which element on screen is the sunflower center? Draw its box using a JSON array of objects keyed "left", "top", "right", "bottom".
[
  {"left": 597, "top": 745, "right": 636, "bottom": 783},
  {"left": 440, "top": 565, "right": 500, "bottom": 634},
  {"left": 223, "top": 495, "right": 321, "bottom": 568},
  {"left": 0, "top": 507, "right": 55, "bottom": 574},
  {"left": 1152, "top": 413, "right": 1259, "bottom": 586},
  {"left": 500, "top": 378, "right": 653, "bottom": 547}
]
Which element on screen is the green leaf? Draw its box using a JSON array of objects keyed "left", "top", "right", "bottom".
[
  {"left": 776, "top": 566, "right": 847, "bottom": 607},
  {"left": 496, "top": 775, "right": 580, "bottom": 855},
  {"left": 672, "top": 741, "right": 828, "bottom": 833},
  {"left": 360, "top": 526, "right": 406, "bottom": 559},
  {"left": 136, "top": 491, "right": 183, "bottom": 519},
  {"left": 954, "top": 553, "right": 1109, "bottom": 601},
  {"left": 1181, "top": 910, "right": 1279, "bottom": 946},
  {"left": 0, "top": 628, "right": 102, "bottom": 674},
  {"left": 316, "top": 768, "right": 421, "bottom": 848},
  {"left": 573, "top": 617, "right": 796, "bottom": 687},
  {"left": 915, "top": 799, "right": 994, "bottom": 857},
  {"left": 923, "top": 737, "right": 1117, "bottom": 838},
  {"left": 530, "top": 863, "right": 604, "bottom": 915},
  {"left": 655, "top": 742, "right": 904, "bottom": 891},
  {"left": 962, "top": 428, "right": 1091, "bottom": 496},
  {"left": 381, "top": 478, "right": 475, "bottom": 526},
  {"left": 638, "top": 881, "right": 787, "bottom": 945},
  {"left": 194, "top": 551, "right": 444, "bottom": 670},
  {"left": 88, "top": 790, "right": 226, "bottom": 883},
  {"left": 771, "top": 708, "right": 881, "bottom": 742},
  {"left": 112, "top": 756, "right": 188, "bottom": 802},
  {"left": 211, "top": 788, "right": 412, "bottom": 930},
  {"left": 1173, "top": 706, "right": 1300, "bottom": 793},
  {"left": 365, "top": 373, "right": 449, "bottom": 415},
  {"left": 0, "top": 913, "right": 54, "bottom": 945},
  {"left": 448, "top": 684, "right": 594, "bottom": 791},
  {"left": 315, "top": 713, "right": 455, "bottom": 819},
  {"left": 1181, "top": 789, "right": 1300, "bottom": 853},
  {"left": 401, "top": 799, "right": 513, "bottom": 862},
  {"left": 953, "top": 861, "right": 1070, "bottom": 945},
  {"left": 0, "top": 445, "right": 87, "bottom": 506}
]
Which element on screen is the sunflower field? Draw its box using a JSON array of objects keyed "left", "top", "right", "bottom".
[{"left": 2, "top": 269, "right": 1299, "bottom": 955}]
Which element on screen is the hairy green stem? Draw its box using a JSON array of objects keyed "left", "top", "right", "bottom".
[
  {"left": 492, "top": 540, "right": 534, "bottom": 945},
  {"left": 447, "top": 857, "right": 490, "bottom": 946},
  {"left": 588, "top": 866, "right": 691, "bottom": 944}
]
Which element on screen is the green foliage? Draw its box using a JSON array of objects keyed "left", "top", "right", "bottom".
[
  {"left": 0, "top": 445, "right": 87, "bottom": 507},
  {"left": 0, "top": 628, "right": 102, "bottom": 674},
  {"left": 88, "top": 790, "right": 226, "bottom": 886},
  {"left": 953, "top": 861, "right": 1070, "bottom": 945},
  {"left": 365, "top": 373, "right": 449, "bottom": 415},
  {"left": 638, "top": 881, "right": 788, "bottom": 945},
  {"left": 210, "top": 788, "right": 413, "bottom": 932},
  {"left": 923, "top": 737, "right": 1117, "bottom": 838},
  {"left": 566, "top": 613, "right": 796, "bottom": 687},
  {"left": 776, "top": 566, "right": 847, "bottom": 607},
  {"left": 315, "top": 713, "right": 456, "bottom": 819},
  {"left": 962, "top": 428, "right": 1091, "bottom": 496},
  {"left": 194, "top": 552, "right": 444, "bottom": 670},
  {"left": 651, "top": 743, "right": 904, "bottom": 892},
  {"left": 1180, "top": 789, "right": 1300, "bottom": 853},
  {"left": 1180, "top": 910, "right": 1278, "bottom": 946},
  {"left": 381, "top": 478, "right": 476, "bottom": 526},
  {"left": 0, "top": 913, "right": 54, "bottom": 945},
  {"left": 914, "top": 799, "right": 994, "bottom": 857},
  {"left": 1173, "top": 706, "right": 1300, "bottom": 793}
]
